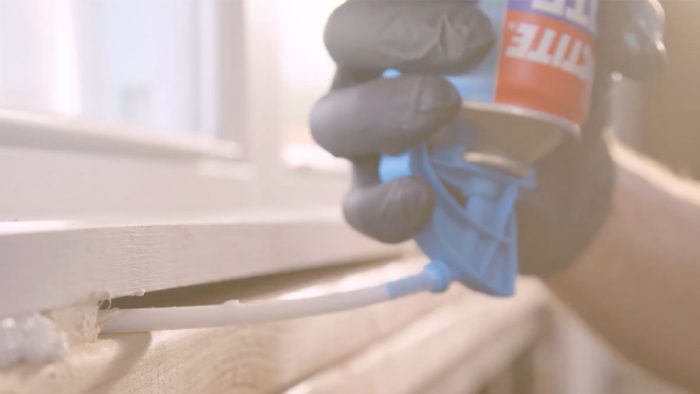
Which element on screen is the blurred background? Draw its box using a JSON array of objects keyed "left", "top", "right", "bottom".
[
  {"left": 614, "top": 0, "right": 700, "bottom": 180},
  {"left": 4, "top": 0, "right": 698, "bottom": 177},
  {"left": 0, "top": 0, "right": 344, "bottom": 170},
  {"left": 1, "top": 0, "right": 698, "bottom": 393}
]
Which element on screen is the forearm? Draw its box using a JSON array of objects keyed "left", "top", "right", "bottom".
[{"left": 546, "top": 142, "right": 700, "bottom": 392}]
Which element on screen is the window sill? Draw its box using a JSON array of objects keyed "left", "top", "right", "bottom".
[
  {"left": 0, "top": 109, "right": 241, "bottom": 160},
  {"left": 0, "top": 209, "right": 401, "bottom": 318}
]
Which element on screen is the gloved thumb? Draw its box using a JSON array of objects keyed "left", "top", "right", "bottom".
[{"left": 599, "top": 0, "right": 667, "bottom": 81}]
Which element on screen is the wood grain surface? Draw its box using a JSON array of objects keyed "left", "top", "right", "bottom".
[{"left": 0, "top": 258, "right": 548, "bottom": 394}]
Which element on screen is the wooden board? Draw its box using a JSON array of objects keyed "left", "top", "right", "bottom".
[
  {"left": 0, "top": 258, "right": 461, "bottom": 393},
  {"left": 0, "top": 259, "right": 542, "bottom": 394},
  {"left": 285, "top": 281, "right": 547, "bottom": 394}
]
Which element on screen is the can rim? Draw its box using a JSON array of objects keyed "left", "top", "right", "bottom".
[{"left": 461, "top": 101, "right": 582, "bottom": 139}]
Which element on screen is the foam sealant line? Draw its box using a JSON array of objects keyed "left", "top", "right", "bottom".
[{"left": 99, "top": 261, "right": 452, "bottom": 333}]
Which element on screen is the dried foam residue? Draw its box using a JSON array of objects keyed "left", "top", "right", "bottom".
[
  {"left": 0, "top": 314, "right": 68, "bottom": 368},
  {"left": 0, "top": 301, "right": 100, "bottom": 369}
]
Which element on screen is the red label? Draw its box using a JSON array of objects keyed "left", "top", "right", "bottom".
[{"left": 494, "top": 10, "right": 595, "bottom": 125}]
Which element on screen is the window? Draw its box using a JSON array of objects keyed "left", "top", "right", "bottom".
[
  {"left": 0, "top": 0, "right": 390, "bottom": 320},
  {"left": 1, "top": 0, "right": 213, "bottom": 136}
]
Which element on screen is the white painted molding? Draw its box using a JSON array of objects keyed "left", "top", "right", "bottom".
[
  {"left": 0, "top": 210, "right": 400, "bottom": 318},
  {"left": 0, "top": 109, "right": 241, "bottom": 160},
  {"left": 0, "top": 140, "right": 351, "bottom": 222}
]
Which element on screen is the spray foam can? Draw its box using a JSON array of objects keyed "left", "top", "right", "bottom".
[{"left": 447, "top": 0, "right": 598, "bottom": 174}]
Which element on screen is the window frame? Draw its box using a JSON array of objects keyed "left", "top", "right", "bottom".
[{"left": 0, "top": 0, "right": 380, "bottom": 319}]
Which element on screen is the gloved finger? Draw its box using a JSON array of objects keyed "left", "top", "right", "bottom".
[
  {"left": 598, "top": 0, "right": 667, "bottom": 80},
  {"left": 324, "top": 0, "right": 494, "bottom": 74},
  {"left": 310, "top": 74, "right": 460, "bottom": 158},
  {"left": 342, "top": 160, "right": 435, "bottom": 243},
  {"left": 315, "top": 0, "right": 485, "bottom": 244}
]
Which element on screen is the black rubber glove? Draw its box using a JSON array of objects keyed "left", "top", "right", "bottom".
[{"left": 310, "top": 0, "right": 666, "bottom": 275}]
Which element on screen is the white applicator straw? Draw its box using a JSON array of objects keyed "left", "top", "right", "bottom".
[{"left": 100, "top": 261, "right": 452, "bottom": 333}]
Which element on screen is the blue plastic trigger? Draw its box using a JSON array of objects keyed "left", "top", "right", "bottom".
[{"left": 379, "top": 139, "right": 534, "bottom": 297}]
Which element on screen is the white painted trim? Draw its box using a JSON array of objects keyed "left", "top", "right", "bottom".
[
  {"left": 0, "top": 210, "right": 399, "bottom": 319},
  {"left": 0, "top": 109, "right": 241, "bottom": 160},
  {"left": 242, "top": 0, "right": 283, "bottom": 172},
  {"left": 209, "top": 0, "right": 248, "bottom": 145}
]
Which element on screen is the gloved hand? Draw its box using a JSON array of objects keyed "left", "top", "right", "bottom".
[{"left": 310, "top": 0, "right": 667, "bottom": 275}]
